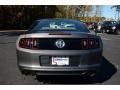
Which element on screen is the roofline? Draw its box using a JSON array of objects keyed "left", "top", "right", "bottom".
[{"left": 36, "top": 18, "right": 81, "bottom": 22}]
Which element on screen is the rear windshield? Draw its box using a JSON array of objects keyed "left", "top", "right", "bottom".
[{"left": 29, "top": 19, "right": 90, "bottom": 33}]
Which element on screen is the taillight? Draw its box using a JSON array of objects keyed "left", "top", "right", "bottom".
[
  {"left": 81, "top": 38, "right": 99, "bottom": 49},
  {"left": 19, "top": 38, "right": 39, "bottom": 49}
]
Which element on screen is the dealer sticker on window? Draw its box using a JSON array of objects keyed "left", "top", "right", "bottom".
[{"left": 51, "top": 57, "right": 69, "bottom": 66}]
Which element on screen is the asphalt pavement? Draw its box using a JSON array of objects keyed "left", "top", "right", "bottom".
[{"left": 0, "top": 32, "right": 120, "bottom": 85}]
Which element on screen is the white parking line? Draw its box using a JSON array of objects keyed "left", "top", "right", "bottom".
[
  {"left": 98, "top": 33, "right": 120, "bottom": 40},
  {"left": 97, "top": 33, "right": 103, "bottom": 35},
  {"left": 110, "top": 36, "right": 120, "bottom": 40},
  {"left": 101, "top": 37, "right": 111, "bottom": 40},
  {"left": 0, "top": 30, "right": 27, "bottom": 32}
]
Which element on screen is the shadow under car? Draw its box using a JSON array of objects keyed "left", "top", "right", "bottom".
[{"left": 35, "top": 56, "right": 117, "bottom": 84}]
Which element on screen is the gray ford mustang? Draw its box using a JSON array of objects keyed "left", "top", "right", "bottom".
[{"left": 16, "top": 19, "right": 103, "bottom": 76}]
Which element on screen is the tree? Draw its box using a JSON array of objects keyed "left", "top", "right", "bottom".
[
  {"left": 56, "top": 5, "right": 93, "bottom": 20},
  {"left": 0, "top": 5, "right": 56, "bottom": 30}
]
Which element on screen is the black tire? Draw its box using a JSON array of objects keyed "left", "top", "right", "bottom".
[
  {"left": 95, "top": 29, "right": 101, "bottom": 33},
  {"left": 101, "top": 29, "right": 105, "bottom": 33},
  {"left": 115, "top": 29, "right": 120, "bottom": 35}
]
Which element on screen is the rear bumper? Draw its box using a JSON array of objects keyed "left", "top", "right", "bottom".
[
  {"left": 17, "top": 49, "right": 103, "bottom": 75},
  {"left": 19, "top": 64, "right": 101, "bottom": 75}
]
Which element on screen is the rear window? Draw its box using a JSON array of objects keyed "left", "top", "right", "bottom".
[
  {"left": 103, "top": 21, "right": 116, "bottom": 25},
  {"left": 29, "top": 19, "right": 90, "bottom": 33}
]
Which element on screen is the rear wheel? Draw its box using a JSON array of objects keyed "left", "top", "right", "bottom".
[{"left": 101, "top": 29, "right": 105, "bottom": 33}]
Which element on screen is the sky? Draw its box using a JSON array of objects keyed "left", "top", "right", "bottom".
[{"left": 102, "top": 5, "right": 116, "bottom": 19}]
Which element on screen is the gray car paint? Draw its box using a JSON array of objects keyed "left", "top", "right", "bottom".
[{"left": 16, "top": 30, "right": 103, "bottom": 75}]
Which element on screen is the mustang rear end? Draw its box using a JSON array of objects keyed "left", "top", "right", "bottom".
[{"left": 16, "top": 19, "right": 103, "bottom": 76}]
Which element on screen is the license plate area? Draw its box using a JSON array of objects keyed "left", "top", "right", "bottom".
[
  {"left": 39, "top": 56, "right": 80, "bottom": 67},
  {"left": 51, "top": 56, "right": 69, "bottom": 66}
]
